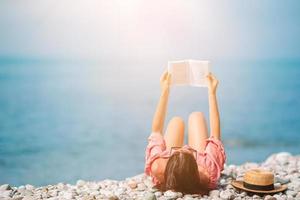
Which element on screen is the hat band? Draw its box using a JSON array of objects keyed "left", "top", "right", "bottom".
[{"left": 243, "top": 182, "right": 274, "bottom": 191}]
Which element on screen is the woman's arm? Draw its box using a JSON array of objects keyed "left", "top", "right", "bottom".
[
  {"left": 151, "top": 71, "right": 171, "bottom": 134},
  {"left": 206, "top": 73, "right": 221, "bottom": 140}
]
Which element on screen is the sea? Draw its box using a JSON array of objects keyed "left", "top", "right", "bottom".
[{"left": 0, "top": 58, "right": 299, "bottom": 186}]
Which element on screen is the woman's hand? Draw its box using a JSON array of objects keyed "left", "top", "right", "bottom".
[
  {"left": 206, "top": 72, "right": 219, "bottom": 95},
  {"left": 160, "top": 70, "right": 171, "bottom": 92}
]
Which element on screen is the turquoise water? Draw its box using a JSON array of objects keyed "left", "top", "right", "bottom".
[{"left": 0, "top": 59, "right": 300, "bottom": 186}]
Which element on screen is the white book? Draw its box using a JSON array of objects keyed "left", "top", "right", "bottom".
[{"left": 167, "top": 59, "right": 210, "bottom": 87}]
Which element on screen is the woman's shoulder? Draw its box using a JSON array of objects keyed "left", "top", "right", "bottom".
[{"left": 151, "top": 158, "right": 168, "bottom": 182}]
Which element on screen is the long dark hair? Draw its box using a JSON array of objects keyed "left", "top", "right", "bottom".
[{"left": 155, "top": 151, "right": 209, "bottom": 195}]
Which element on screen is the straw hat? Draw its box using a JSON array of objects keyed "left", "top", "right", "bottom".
[{"left": 231, "top": 168, "right": 287, "bottom": 194}]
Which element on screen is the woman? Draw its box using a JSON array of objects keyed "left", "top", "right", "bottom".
[{"left": 144, "top": 71, "right": 226, "bottom": 195}]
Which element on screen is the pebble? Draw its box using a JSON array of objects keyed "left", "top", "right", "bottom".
[
  {"left": 276, "top": 152, "right": 292, "bottom": 165},
  {"left": 57, "top": 183, "right": 67, "bottom": 190},
  {"left": 252, "top": 194, "right": 261, "bottom": 199},
  {"left": 0, "top": 190, "right": 11, "bottom": 197},
  {"left": 164, "top": 190, "right": 179, "bottom": 199},
  {"left": 137, "top": 183, "right": 146, "bottom": 191},
  {"left": 115, "top": 187, "right": 126, "bottom": 196},
  {"left": 48, "top": 189, "right": 58, "bottom": 197},
  {"left": 128, "top": 180, "right": 138, "bottom": 189},
  {"left": 144, "top": 177, "right": 154, "bottom": 188},
  {"left": 76, "top": 180, "right": 86, "bottom": 187},
  {"left": 62, "top": 191, "right": 73, "bottom": 199},
  {"left": 182, "top": 195, "right": 193, "bottom": 200},
  {"left": 0, "top": 152, "right": 299, "bottom": 200},
  {"left": 275, "top": 176, "right": 290, "bottom": 184},
  {"left": 264, "top": 195, "right": 276, "bottom": 200},
  {"left": 22, "top": 196, "right": 34, "bottom": 200},
  {"left": 183, "top": 195, "right": 194, "bottom": 200},
  {"left": 12, "top": 197, "right": 23, "bottom": 200},
  {"left": 209, "top": 189, "right": 220, "bottom": 197},
  {"left": 286, "top": 190, "right": 297, "bottom": 197},
  {"left": 100, "top": 188, "right": 113, "bottom": 196},
  {"left": 155, "top": 191, "right": 163, "bottom": 197},
  {"left": 25, "top": 184, "right": 34, "bottom": 190},
  {"left": 273, "top": 194, "right": 284, "bottom": 200},
  {"left": 144, "top": 192, "right": 157, "bottom": 200},
  {"left": 233, "top": 197, "right": 242, "bottom": 200},
  {"left": 220, "top": 178, "right": 227, "bottom": 186},
  {"left": 220, "top": 190, "right": 234, "bottom": 199},
  {"left": 108, "top": 195, "right": 119, "bottom": 200},
  {"left": 274, "top": 182, "right": 281, "bottom": 189},
  {"left": 0, "top": 184, "right": 11, "bottom": 191}
]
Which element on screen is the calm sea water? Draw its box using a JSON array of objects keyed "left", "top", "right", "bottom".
[{"left": 0, "top": 59, "right": 300, "bottom": 186}]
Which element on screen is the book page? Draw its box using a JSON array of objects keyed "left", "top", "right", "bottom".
[
  {"left": 168, "top": 61, "right": 189, "bottom": 85},
  {"left": 189, "top": 60, "right": 210, "bottom": 87}
]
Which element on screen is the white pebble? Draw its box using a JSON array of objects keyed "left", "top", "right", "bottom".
[
  {"left": 128, "top": 180, "right": 138, "bottom": 189},
  {"left": 0, "top": 190, "right": 11, "bottom": 197},
  {"left": 154, "top": 191, "right": 162, "bottom": 197},
  {"left": 209, "top": 189, "right": 220, "bottom": 197},
  {"left": 100, "top": 189, "right": 113, "bottom": 197},
  {"left": 76, "top": 180, "right": 85, "bottom": 187},
  {"left": 57, "top": 183, "right": 66, "bottom": 190},
  {"left": 163, "top": 190, "right": 178, "bottom": 198},
  {"left": 25, "top": 184, "right": 34, "bottom": 190},
  {"left": 220, "top": 190, "right": 234, "bottom": 200},
  {"left": 136, "top": 183, "right": 146, "bottom": 191},
  {"left": 183, "top": 195, "right": 193, "bottom": 200},
  {"left": 62, "top": 191, "right": 73, "bottom": 199},
  {"left": 144, "top": 192, "right": 157, "bottom": 200},
  {"left": 22, "top": 196, "right": 35, "bottom": 200},
  {"left": 275, "top": 176, "right": 290, "bottom": 184},
  {"left": 274, "top": 182, "right": 281, "bottom": 189},
  {"left": 0, "top": 184, "right": 11, "bottom": 191},
  {"left": 252, "top": 194, "right": 261, "bottom": 199},
  {"left": 220, "top": 178, "right": 226, "bottom": 185},
  {"left": 286, "top": 190, "right": 297, "bottom": 197},
  {"left": 264, "top": 195, "right": 276, "bottom": 200},
  {"left": 276, "top": 152, "right": 292, "bottom": 165}
]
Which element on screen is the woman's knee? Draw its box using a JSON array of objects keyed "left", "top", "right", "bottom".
[
  {"left": 168, "top": 117, "right": 185, "bottom": 135},
  {"left": 166, "top": 116, "right": 185, "bottom": 146},
  {"left": 169, "top": 116, "right": 184, "bottom": 128},
  {"left": 188, "top": 112, "right": 205, "bottom": 123}
]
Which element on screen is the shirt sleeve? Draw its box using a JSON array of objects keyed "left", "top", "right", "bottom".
[
  {"left": 144, "top": 132, "right": 166, "bottom": 176},
  {"left": 198, "top": 136, "right": 226, "bottom": 189},
  {"left": 205, "top": 136, "right": 226, "bottom": 170}
]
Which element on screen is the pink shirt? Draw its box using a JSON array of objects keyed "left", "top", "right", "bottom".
[{"left": 144, "top": 132, "right": 226, "bottom": 189}]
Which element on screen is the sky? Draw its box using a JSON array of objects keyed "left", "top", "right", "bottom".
[{"left": 0, "top": 0, "right": 300, "bottom": 61}]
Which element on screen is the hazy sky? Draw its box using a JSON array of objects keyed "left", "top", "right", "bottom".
[{"left": 0, "top": 0, "right": 299, "bottom": 60}]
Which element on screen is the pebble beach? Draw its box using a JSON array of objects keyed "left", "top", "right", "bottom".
[{"left": 0, "top": 152, "right": 299, "bottom": 200}]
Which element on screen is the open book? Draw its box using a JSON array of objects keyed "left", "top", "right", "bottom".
[{"left": 167, "top": 59, "right": 210, "bottom": 87}]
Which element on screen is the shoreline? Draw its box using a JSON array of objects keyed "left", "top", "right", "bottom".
[{"left": 0, "top": 152, "right": 299, "bottom": 200}]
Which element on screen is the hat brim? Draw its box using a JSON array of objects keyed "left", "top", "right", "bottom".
[{"left": 231, "top": 180, "right": 287, "bottom": 194}]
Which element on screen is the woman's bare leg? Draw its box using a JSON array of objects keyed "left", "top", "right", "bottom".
[
  {"left": 188, "top": 112, "right": 209, "bottom": 152},
  {"left": 164, "top": 116, "right": 185, "bottom": 150}
]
